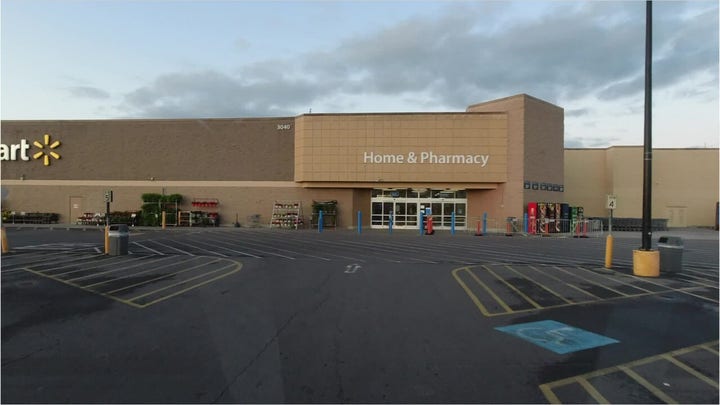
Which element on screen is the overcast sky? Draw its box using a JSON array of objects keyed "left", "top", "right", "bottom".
[{"left": 1, "top": 0, "right": 718, "bottom": 148}]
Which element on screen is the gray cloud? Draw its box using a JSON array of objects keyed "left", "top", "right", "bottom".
[
  {"left": 68, "top": 86, "right": 110, "bottom": 99},
  {"left": 566, "top": 108, "right": 591, "bottom": 117},
  {"left": 118, "top": 1, "right": 718, "bottom": 118}
]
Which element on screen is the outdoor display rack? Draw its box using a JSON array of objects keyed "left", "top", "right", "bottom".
[
  {"left": 179, "top": 198, "right": 220, "bottom": 226},
  {"left": 271, "top": 201, "right": 304, "bottom": 229}
]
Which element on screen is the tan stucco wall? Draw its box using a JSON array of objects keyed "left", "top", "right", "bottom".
[
  {"left": 467, "top": 94, "right": 565, "bottom": 218},
  {"left": 564, "top": 147, "right": 719, "bottom": 227},
  {"left": 295, "top": 113, "right": 508, "bottom": 184}
]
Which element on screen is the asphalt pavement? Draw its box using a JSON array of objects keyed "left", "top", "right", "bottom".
[{"left": 2, "top": 226, "right": 718, "bottom": 403}]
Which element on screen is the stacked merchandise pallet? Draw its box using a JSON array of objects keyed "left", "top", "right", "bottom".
[{"left": 271, "top": 201, "right": 303, "bottom": 229}]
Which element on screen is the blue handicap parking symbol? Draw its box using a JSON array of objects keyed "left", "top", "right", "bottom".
[{"left": 495, "top": 320, "right": 619, "bottom": 354}]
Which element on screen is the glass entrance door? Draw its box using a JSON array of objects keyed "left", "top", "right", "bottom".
[{"left": 370, "top": 189, "right": 467, "bottom": 230}]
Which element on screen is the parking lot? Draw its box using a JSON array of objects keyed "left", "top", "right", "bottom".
[{"left": 2, "top": 226, "right": 718, "bottom": 403}]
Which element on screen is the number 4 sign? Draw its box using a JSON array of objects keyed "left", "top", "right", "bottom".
[{"left": 606, "top": 195, "right": 617, "bottom": 210}]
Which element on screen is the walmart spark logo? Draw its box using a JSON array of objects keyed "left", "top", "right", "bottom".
[{"left": 32, "top": 134, "right": 62, "bottom": 166}]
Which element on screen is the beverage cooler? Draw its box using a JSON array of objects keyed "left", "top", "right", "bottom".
[
  {"left": 527, "top": 202, "right": 538, "bottom": 234},
  {"left": 561, "top": 203, "right": 570, "bottom": 232}
]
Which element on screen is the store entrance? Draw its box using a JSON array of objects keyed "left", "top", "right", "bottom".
[{"left": 370, "top": 189, "right": 467, "bottom": 230}]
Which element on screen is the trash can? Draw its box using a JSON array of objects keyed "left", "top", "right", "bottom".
[
  {"left": 108, "top": 224, "right": 129, "bottom": 256},
  {"left": 658, "top": 236, "right": 683, "bottom": 273}
]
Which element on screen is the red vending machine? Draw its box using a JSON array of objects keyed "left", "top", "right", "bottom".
[
  {"left": 554, "top": 203, "right": 562, "bottom": 233},
  {"left": 527, "top": 202, "right": 538, "bottom": 234}
]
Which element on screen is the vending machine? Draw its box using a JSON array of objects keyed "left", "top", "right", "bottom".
[
  {"left": 538, "top": 202, "right": 547, "bottom": 234},
  {"left": 546, "top": 203, "right": 556, "bottom": 233},
  {"left": 527, "top": 202, "right": 538, "bottom": 234},
  {"left": 561, "top": 203, "right": 570, "bottom": 232},
  {"left": 554, "top": 203, "right": 562, "bottom": 232}
]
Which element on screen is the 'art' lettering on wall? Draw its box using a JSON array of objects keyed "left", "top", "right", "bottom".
[{"left": 0, "top": 140, "right": 31, "bottom": 161}]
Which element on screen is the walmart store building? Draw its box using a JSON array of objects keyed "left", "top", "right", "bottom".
[{"left": 1, "top": 94, "right": 717, "bottom": 229}]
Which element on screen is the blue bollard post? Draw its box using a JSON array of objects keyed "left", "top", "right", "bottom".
[
  {"left": 451, "top": 211, "right": 456, "bottom": 235},
  {"left": 419, "top": 211, "right": 425, "bottom": 235},
  {"left": 482, "top": 212, "right": 488, "bottom": 235},
  {"left": 357, "top": 211, "right": 362, "bottom": 234},
  {"left": 389, "top": 213, "right": 393, "bottom": 234},
  {"left": 319, "top": 210, "right": 324, "bottom": 233},
  {"left": 524, "top": 213, "right": 528, "bottom": 233}
]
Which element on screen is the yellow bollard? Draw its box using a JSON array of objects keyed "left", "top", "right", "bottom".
[
  {"left": 604, "top": 234, "right": 614, "bottom": 268},
  {"left": 633, "top": 249, "right": 660, "bottom": 277},
  {"left": 162, "top": 211, "right": 166, "bottom": 229},
  {"left": 104, "top": 225, "right": 109, "bottom": 255},
  {"left": 1, "top": 227, "right": 9, "bottom": 253}
]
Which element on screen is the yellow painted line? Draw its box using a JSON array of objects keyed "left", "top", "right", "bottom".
[
  {"left": 701, "top": 344, "right": 719, "bottom": 355},
  {"left": 538, "top": 383, "right": 561, "bottom": 404},
  {"left": 468, "top": 267, "right": 514, "bottom": 313},
  {"left": 576, "top": 265, "right": 654, "bottom": 293},
  {"left": 661, "top": 354, "right": 719, "bottom": 388},
  {"left": 51, "top": 255, "right": 148, "bottom": 277},
  {"left": 503, "top": 264, "right": 574, "bottom": 305},
  {"left": 539, "top": 340, "right": 720, "bottom": 402},
  {"left": 483, "top": 265, "right": 542, "bottom": 309},
  {"left": 451, "top": 267, "right": 493, "bottom": 316},
  {"left": 21, "top": 267, "right": 143, "bottom": 308},
  {"left": 551, "top": 265, "right": 629, "bottom": 297},
  {"left": 453, "top": 266, "right": 708, "bottom": 318},
  {"left": 577, "top": 377, "right": 609, "bottom": 403},
  {"left": 105, "top": 259, "right": 214, "bottom": 294},
  {"left": 136, "top": 263, "right": 242, "bottom": 307},
  {"left": 83, "top": 256, "right": 203, "bottom": 288},
  {"left": 66, "top": 256, "right": 172, "bottom": 282},
  {"left": 527, "top": 264, "right": 601, "bottom": 301},
  {"left": 619, "top": 365, "right": 677, "bottom": 404},
  {"left": 127, "top": 263, "right": 236, "bottom": 302}
]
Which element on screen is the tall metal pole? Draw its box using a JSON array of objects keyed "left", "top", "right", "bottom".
[{"left": 641, "top": 1, "right": 653, "bottom": 250}]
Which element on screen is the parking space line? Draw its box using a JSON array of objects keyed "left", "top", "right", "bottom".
[
  {"left": 84, "top": 257, "right": 203, "bottom": 289},
  {"left": 504, "top": 264, "right": 574, "bottom": 305},
  {"left": 15, "top": 253, "right": 243, "bottom": 309},
  {"left": 617, "top": 273, "right": 720, "bottom": 304},
  {"left": 577, "top": 377, "right": 608, "bottom": 403},
  {"left": 661, "top": 354, "right": 719, "bottom": 388},
  {"left": 150, "top": 240, "right": 196, "bottom": 256},
  {"left": 2, "top": 252, "right": 98, "bottom": 271},
  {"left": 137, "top": 263, "right": 241, "bottom": 307},
  {"left": 550, "top": 265, "right": 629, "bottom": 297},
  {"left": 21, "top": 266, "right": 144, "bottom": 309},
  {"left": 539, "top": 340, "right": 719, "bottom": 404},
  {"left": 66, "top": 256, "right": 172, "bottom": 283},
  {"left": 48, "top": 256, "right": 149, "bottom": 277},
  {"left": 576, "top": 266, "right": 655, "bottom": 294},
  {"left": 484, "top": 265, "right": 542, "bottom": 309},
  {"left": 130, "top": 241, "right": 165, "bottom": 255},
  {"left": 454, "top": 264, "right": 714, "bottom": 318},
  {"left": 127, "top": 263, "right": 236, "bottom": 302},
  {"left": 619, "top": 365, "right": 677, "bottom": 404},
  {"left": 526, "top": 264, "right": 601, "bottom": 301},
  {"left": 209, "top": 236, "right": 326, "bottom": 260},
  {"left": 461, "top": 267, "right": 513, "bottom": 314},
  {"left": 105, "top": 259, "right": 211, "bottom": 294},
  {"left": 171, "top": 239, "right": 230, "bottom": 257}
]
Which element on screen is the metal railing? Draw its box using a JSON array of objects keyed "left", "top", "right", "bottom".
[{"left": 468, "top": 217, "right": 604, "bottom": 238}]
